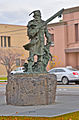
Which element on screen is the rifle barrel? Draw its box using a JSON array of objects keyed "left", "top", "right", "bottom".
[{"left": 42, "top": 8, "right": 64, "bottom": 27}]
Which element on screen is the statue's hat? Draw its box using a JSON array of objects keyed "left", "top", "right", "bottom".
[{"left": 29, "top": 10, "right": 41, "bottom": 17}]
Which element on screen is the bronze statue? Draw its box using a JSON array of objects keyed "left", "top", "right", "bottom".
[{"left": 23, "top": 9, "right": 64, "bottom": 73}]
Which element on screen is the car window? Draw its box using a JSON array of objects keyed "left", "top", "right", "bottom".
[
  {"left": 15, "top": 67, "right": 22, "bottom": 71},
  {"left": 55, "top": 69, "right": 65, "bottom": 72},
  {"left": 49, "top": 69, "right": 56, "bottom": 72},
  {"left": 67, "top": 68, "right": 77, "bottom": 71},
  {"left": 16, "top": 68, "right": 19, "bottom": 70}
]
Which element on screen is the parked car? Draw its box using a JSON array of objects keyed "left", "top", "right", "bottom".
[
  {"left": 48, "top": 67, "right": 79, "bottom": 84},
  {"left": 11, "top": 67, "right": 25, "bottom": 74}
]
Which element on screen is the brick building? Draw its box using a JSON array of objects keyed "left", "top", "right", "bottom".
[
  {"left": 47, "top": 6, "right": 79, "bottom": 70},
  {"left": 0, "top": 24, "right": 29, "bottom": 76}
]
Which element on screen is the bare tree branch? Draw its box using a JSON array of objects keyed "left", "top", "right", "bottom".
[{"left": 0, "top": 49, "right": 21, "bottom": 78}]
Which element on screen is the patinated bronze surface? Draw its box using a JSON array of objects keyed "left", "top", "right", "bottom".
[{"left": 23, "top": 9, "right": 64, "bottom": 73}]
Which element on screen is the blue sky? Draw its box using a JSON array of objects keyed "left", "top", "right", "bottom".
[{"left": 0, "top": 0, "right": 79, "bottom": 25}]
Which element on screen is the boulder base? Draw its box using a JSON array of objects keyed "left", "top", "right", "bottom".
[{"left": 6, "top": 74, "right": 57, "bottom": 106}]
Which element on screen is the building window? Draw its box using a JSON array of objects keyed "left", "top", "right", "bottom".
[
  {"left": 4, "top": 36, "right": 6, "bottom": 47},
  {"left": 21, "top": 59, "right": 25, "bottom": 66},
  {"left": 50, "top": 34, "right": 54, "bottom": 46},
  {"left": 16, "top": 58, "right": 20, "bottom": 66},
  {"left": 0, "top": 36, "right": 11, "bottom": 47},
  {"left": 75, "top": 24, "right": 78, "bottom": 42},
  {"left": 16, "top": 58, "right": 25, "bottom": 66},
  {"left": 8, "top": 37, "right": 11, "bottom": 47},
  {"left": 51, "top": 34, "right": 54, "bottom": 42},
  {"left": 1, "top": 36, "right": 3, "bottom": 47}
]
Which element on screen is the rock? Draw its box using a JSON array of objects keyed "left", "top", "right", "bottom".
[{"left": 6, "top": 73, "right": 57, "bottom": 106}]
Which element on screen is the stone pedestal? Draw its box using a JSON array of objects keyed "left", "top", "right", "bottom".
[{"left": 6, "top": 74, "right": 57, "bottom": 106}]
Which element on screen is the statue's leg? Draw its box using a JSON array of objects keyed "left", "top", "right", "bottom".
[
  {"left": 27, "top": 54, "right": 34, "bottom": 73},
  {"left": 27, "top": 61, "right": 33, "bottom": 73},
  {"left": 38, "top": 55, "right": 45, "bottom": 73}
]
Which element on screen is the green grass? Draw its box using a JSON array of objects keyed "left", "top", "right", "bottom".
[
  {"left": 0, "top": 111, "right": 79, "bottom": 120},
  {"left": 0, "top": 80, "right": 7, "bottom": 82}
]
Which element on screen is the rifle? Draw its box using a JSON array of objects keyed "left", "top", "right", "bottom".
[
  {"left": 28, "top": 8, "right": 64, "bottom": 39},
  {"left": 35, "top": 8, "right": 64, "bottom": 29}
]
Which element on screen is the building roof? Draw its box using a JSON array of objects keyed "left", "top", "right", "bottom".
[
  {"left": 0, "top": 23, "right": 26, "bottom": 27},
  {"left": 48, "top": 21, "right": 67, "bottom": 27},
  {"left": 63, "top": 6, "right": 79, "bottom": 14}
]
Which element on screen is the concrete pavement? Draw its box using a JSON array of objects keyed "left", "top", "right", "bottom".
[{"left": 0, "top": 84, "right": 79, "bottom": 117}]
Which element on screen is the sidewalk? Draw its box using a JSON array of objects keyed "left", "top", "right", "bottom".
[{"left": 0, "top": 91, "right": 79, "bottom": 117}]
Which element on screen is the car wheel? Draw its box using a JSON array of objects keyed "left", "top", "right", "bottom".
[{"left": 62, "top": 77, "right": 69, "bottom": 85}]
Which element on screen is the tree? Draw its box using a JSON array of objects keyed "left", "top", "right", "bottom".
[{"left": 0, "top": 49, "right": 21, "bottom": 78}]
